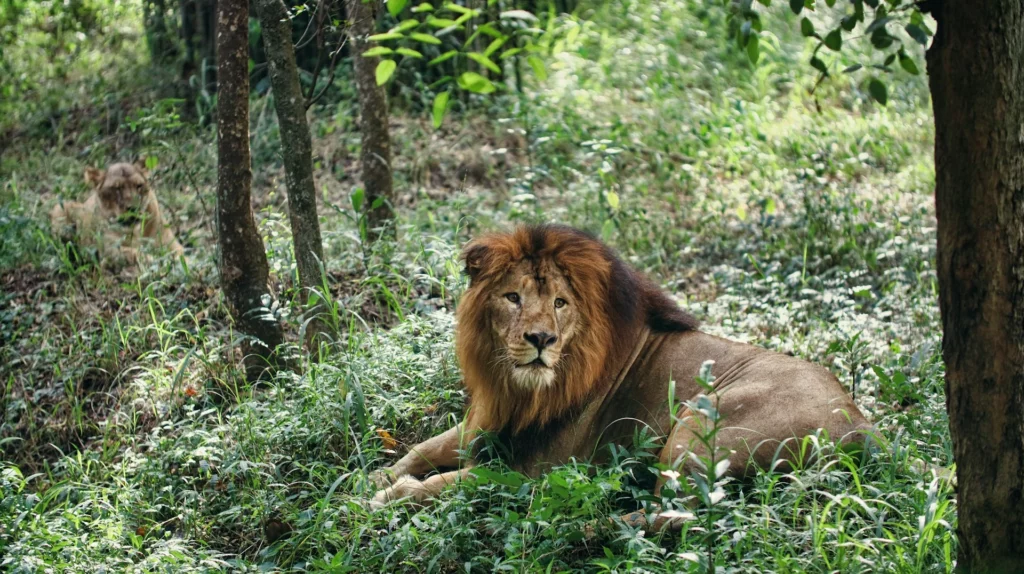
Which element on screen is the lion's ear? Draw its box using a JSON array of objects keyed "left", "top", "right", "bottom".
[
  {"left": 462, "top": 242, "right": 490, "bottom": 282},
  {"left": 84, "top": 167, "right": 104, "bottom": 187},
  {"left": 133, "top": 158, "right": 150, "bottom": 178}
]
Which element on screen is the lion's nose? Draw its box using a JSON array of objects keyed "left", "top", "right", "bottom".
[{"left": 524, "top": 331, "right": 557, "bottom": 350}]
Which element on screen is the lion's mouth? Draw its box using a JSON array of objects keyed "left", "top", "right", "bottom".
[{"left": 518, "top": 357, "right": 549, "bottom": 368}]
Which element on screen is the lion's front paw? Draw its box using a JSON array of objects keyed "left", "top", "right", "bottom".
[
  {"left": 369, "top": 467, "right": 400, "bottom": 490},
  {"left": 371, "top": 476, "right": 426, "bottom": 507}
]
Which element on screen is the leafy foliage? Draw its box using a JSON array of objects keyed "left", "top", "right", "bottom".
[{"left": 0, "top": 0, "right": 952, "bottom": 571}]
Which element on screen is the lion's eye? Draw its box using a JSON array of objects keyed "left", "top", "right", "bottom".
[
  {"left": 554, "top": 298, "right": 567, "bottom": 309},
  {"left": 505, "top": 293, "right": 520, "bottom": 304}
]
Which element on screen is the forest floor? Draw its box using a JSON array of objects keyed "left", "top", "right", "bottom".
[{"left": 0, "top": 1, "right": 955, "bottom": 572}]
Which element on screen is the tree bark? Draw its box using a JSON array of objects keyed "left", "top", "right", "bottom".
[
  {"left": 216, "top": 0, "right": 284, "bottom": 379},
  {"left": 925, "top": 1, "right": 1024, "bottom": 571},
  {"left": 345, "top": 0, "right": 395, "bottom": 239},
  {"left": 254, "top": 0, "right": 329, "bottom": 348}
]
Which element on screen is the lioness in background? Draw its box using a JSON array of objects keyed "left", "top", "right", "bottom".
[
  {"left": 371, "top": 224, "right": 874, "bottom": 527},
  {"left": 50, "top": 162, "right": 184, "bottom": 265}
]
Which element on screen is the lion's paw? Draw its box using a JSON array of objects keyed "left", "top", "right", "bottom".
[
  {"left": 370, "top": 476, "right": 425, "bottom": 508},
  {"left": 368, "top": 467, "right": 399, "bottom": 490}
]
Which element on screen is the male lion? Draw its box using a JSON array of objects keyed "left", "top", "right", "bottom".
[
  {"left": 50, "top": 162, "right": 184, "bottom": 265},
  {"left": 371, "top": 224, "right": 873, "bottom": 526}
]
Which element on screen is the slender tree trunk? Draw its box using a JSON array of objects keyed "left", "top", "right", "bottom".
[
  {"left": 216, "top": 0, "right": 284, "bottom": 380},
  {"left": 925, "top": 1, "right": 1024, "bottom": 571},
  {"left": 254, "top": 0, "right": 330, "bottom": 348},
  {"left": 345, "top": 0, "right": 395, "bottom": 239}
]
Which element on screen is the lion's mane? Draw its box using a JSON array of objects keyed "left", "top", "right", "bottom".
[{"left": 455, "top": 224, "right": 698, "bottom": 436}]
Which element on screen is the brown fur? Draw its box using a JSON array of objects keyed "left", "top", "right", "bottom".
[
  {"left": 50, "top": 162, "right": 184, "bottom": 265},
  {"left": 458, "top": 225, "right": 696, "bottom": 434},
  {"left": 369, "top": 225, "right": 872, "bottom": 527}
]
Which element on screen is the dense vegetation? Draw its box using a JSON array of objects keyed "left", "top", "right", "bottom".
[{"left": 0, "top": 0, "right": 955, "bottom": 571}]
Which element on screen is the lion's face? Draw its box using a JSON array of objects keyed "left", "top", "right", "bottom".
[
  {"left": 85, "top": 163, "right": 150, "bottom": 226},
  {"left": 487, "top": 258, "right": 581, "bottom": 388}
]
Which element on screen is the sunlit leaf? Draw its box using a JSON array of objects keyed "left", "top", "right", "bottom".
[
  {"left": 409, "top": 32, "right": 441, "bottom": 45},
  {"left": 500, "top": 9, "right": 538, "bottom": 21},
  {"left": 361, "top": 47, "right": 394, "bottom": 57},
  {"left": 389, "top": 19, "right": 419, "bottom": 33},
  {"left": 432, "top": 91, "right": 450, "bottom": 128},
  {"left": 467, "top": 52, "right": 500, "bottom": 73},
  {"left": 387, "top": 0, "right": 407, "bottom": 17},
  {"left": 375, "top": 59, "right": 397, "bottom": 85},
  {"left": 428, "top": 50, "right": 458, "bottom": 65},
  {"left": 367, "top": 32, "right": 404, "bottom": 42},
  {"left": 457, "top": 71, "right": 496, "bottom": 94},
  {"left": 395, "top": 48, "right": 423, "bottom": 58},
  {"left": 527, "top": 55, "right": 547, "bottom": 81}
]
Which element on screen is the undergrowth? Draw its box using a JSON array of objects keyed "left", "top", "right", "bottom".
[{"left": 0, "top": 0, "right": 953, "bottom": 572}]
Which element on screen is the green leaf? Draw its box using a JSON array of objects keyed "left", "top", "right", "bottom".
[
  {"left": 500, "top": 9, "right": 538, "bottom": 21},
  {"left": 444, "top": 2, "right": 474, "bottom": 14},
  {"left": 788, "top": 0, "right": 803, "bottom": 14},
  {"left": 427, "top": 17, "right": 459, "bottom": 28},
  {"left": 410, "top": 2, "right": 433, "bottom": 12},
  {"left": 390, "top": 19, "right": 419, "bottom": 33},
  {"left": 375, "top": 59, "right": 397, "bottom": 85},
  {"left": 606, "top": 190, "right": 620, "bottom": 210},
  {"left": 865, "top": 15, "right": 892, "bottom": 34},
  {"left": 367, "top": 32, "right": 404, "bottom": 42},
  {"left": 467, "top": 52, "right": 500, "bottom": 73},
  {"left": 824, "top": 29, "right": 842, "bottom": 51},
  {"left": 499, "top": 47, "right": 522, "bottom": 60},
  {"left": 527, "top": 55, "right": 547, "bottom": 81},
  {"left": 351, "top": 187, "right": 365, "bottom": 211},
  {"left": 841, "top": 15, "right": 857, "bottom": 32},
  {"left": 428, "top": 50, "right": 458, "bottom": 65},
  {"left": 144, "top": 156, "right": 159, "bottom": 170},
  {"left": 810, "top": 56, "right": 828, "bottom": 74},
  {"left": 746, "top": 34, "right": 760, "bottom": 64},
  {"left": 899, "top": 55, "right": 919, "bottom": 75},
  {"left": 842, "top": 63, "right": 863, "bottom": 73},
  {"left": 371, "top": 197, "right": 385, "bottom": 209},
  {"left": 457, "top": 71, "right": 496, "bottom": 94},
  {"left": 905, "top": 23, "right": 929, "bottom": 45},
  {"left": 409, "top": 32, "right": 442, "bottom": 45},
  {"left": 601, "top": 219, "right": 615, "bottom": 241},
  {"left": 800, "top": 17, "right": 815, "bottom": 37},
  {"left": 361, "top": 46, "right": 394, "bottom": 57},
  {"left": 387, "top": 0, "right": 407, "bottom": 17},
  {"left": 432, "top": 91, "right": 450, "bottom": 128},
  {"left": 868, "top": 78, "right": 888, "bottom": 105},
  {"left": 870, "top": 28, "right": 894, "bottom": 49},
  {"left": 484, "top": 37, "right": 507, "bottom": 58},
  {"left": 453, "top": 11, "right": 475, "bottom": 26},
  {"left": 396, "top": 47, "right": 423, "bottom": 58}
]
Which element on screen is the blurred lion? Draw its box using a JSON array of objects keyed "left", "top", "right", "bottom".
[
  {"left": 50, "top": 161, "right": 184, "bottom": 265},
  {"left": 369, "top": 224, "right": 875, "bottom": 528}
]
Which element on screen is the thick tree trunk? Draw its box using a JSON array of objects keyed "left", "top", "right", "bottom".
[
  {"left": 345, "top": 0, "right": 395, "bottom": 239},
  {"left": 925, "top": 1, "right": 1024, "bottom": 571},
  {"left": 254, "top": 0, "right": 329, "bottom": 348},
  {"left": 216, "top": 0, "right": 285, "bottom": 379}
]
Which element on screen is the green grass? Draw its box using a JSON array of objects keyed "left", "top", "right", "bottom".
[{"left": 0, "top": 0, "right": 954, "bottom": 571}]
